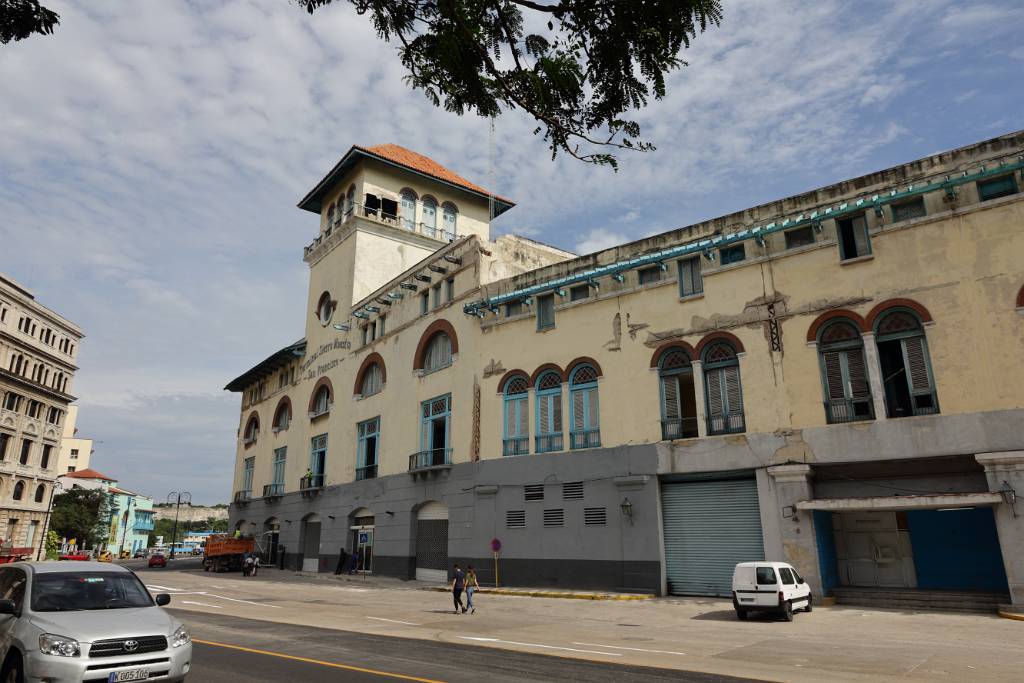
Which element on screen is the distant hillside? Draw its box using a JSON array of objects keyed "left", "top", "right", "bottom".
[{"left": 153, "top": 505, "right": 229, "bottom": 523}]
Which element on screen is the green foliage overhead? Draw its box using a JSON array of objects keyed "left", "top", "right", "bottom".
[
  {"left": 0, "top": 0, "right": 59, "bottom": 44},
  {"left": 300, "top": 0, "right": 723, "bottom": 168}
]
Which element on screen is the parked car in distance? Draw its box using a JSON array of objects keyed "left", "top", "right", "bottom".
[
  {"left": 0, "top": 561, "right": 191, "bottom": 682},
  {"left": 58, "top": 551, "right": 91, "bottom": 561},
  {"left": 133, "top": 549, "right": 147, "bottom": 559},
  {"left": 732, "top": 561, "right": 812, "bottom": 621},
  {"left": 148, "top": 554, "right": 167, "bottom": 568}
]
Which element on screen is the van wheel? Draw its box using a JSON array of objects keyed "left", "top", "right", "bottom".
[
  {"left": 735, "top": 608, "right": 748, "bottom": 621},
  {"left": 1, "top": 652, "right": 24, "bottom": 683},
  {"left": 804, "top": 595, "right": 813, "bottom": 613},
  {"left": 782, "top": 601, "right": 794, "bottom": 622}
]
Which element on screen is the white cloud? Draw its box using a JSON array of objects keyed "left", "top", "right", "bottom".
[{"left": 576, "top": 229, "right": 630, "bottom": 255}]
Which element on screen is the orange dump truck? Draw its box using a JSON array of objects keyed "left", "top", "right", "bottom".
[{"left": 202, "top": 534, "right": 255, "bottom": 572}]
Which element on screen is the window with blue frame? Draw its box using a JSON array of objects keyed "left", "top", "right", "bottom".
[
  {"left": 421, "top": 197, "right": 437, "bottom": 236},
  {"left": 719, "top": 244, "right": 745, "bottom": 265},
  {"left": 535, "top": 371, "right": 563, "bottom": 453},
  {"left": 568, "top": 364, "right": 600, "bottom": 449},
  {"left": 874, "top": 309, "right": 939, "bottom": 418},
  {"left": 817, "top": 320, "right": 874, "bottom": 424},
  {"left": 400, "top": 189, "right": 417, "bottom": 230},
  {"left": 242, "top": 457, "right": 254, "bottom": 496},
  {"left": 657, "top": 348, "right": 698, "bottom": 440},
  {"left": 677, "top": 257, "right": 703, "bottom": 297},
  {"left": 837, "top": 214, "right": 871, "bottom": 261},
  {"left": 502, "top": 376, "right": 529, "bottom": 456},
  {"left": 977, "top": 174, "right": 1018, "bottom": 202},
  {"left": 442, "top": 202, "right": 458, "bottom": 237},
  {"left": 506, "top": 300, "right": 523, "bottom": 317},
  {"left": 308, "top": 434, "right": 327, "bottom": 487},
  {"left": 702, "top": 341, "right": 745, "bottom": 435},
  {"left": 422, "top": 332, "right": 453, "bottom": 373},
  {"left": 271, "top": 447, "right": 286, "bottom": 495},
  {"left": 357, "top": 417, "right": 380, "bottom": 480},
  {"left": 417, "top": 394, "right": 451, "bottom": 468},
  {"left": 536, "top": 294, "right": 555, "bottom": 331}
]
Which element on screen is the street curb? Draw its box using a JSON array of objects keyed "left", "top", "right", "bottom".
[
  {"left": 421, "top": 586, "right": 654, "bottom": 601},
  {"left": 997, "top": 610, "right": 1024, "bottom": 621}
]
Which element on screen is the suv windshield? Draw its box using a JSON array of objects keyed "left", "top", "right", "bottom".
[{"left": 31, "top": 572, "right": 154, "bottom": 612}]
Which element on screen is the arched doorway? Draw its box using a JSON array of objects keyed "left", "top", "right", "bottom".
[
  {"left": 350, "top": 507, "right": 375, "bottom": 573},
  {"left": 414, "top": 501, "right": 449, "bottom": 582},
  {"left": 300, "top": 513, "right": 321, "bottom": 572},
  {"left": 263, "top": 517, "right": 281, "bottom": 566}
]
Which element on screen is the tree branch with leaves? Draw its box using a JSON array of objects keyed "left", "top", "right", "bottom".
[
  {"left": 0, "top": 0, "right": 59, "bottom": 44},
  {"left": 299, "top": 0, "right": 723, "bottom": 168}
]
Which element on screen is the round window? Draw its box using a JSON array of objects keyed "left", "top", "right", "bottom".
[{"left": 316, "top": 292, "right": 333, "bottom": 326}]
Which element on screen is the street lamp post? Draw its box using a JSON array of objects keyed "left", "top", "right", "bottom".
[
  {"left": 166, "top": 491, "right": 191, "bottom": 559},
  {"left": 36, "top": 481, "right": 64, "bottom": 561}
]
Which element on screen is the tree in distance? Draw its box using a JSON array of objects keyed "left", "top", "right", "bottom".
[
  {"left": 49, "top": 488, "right": 110, "bottom": 551},
  {"left": 299, "top": 0, "right": 723, "bottom": 168}
]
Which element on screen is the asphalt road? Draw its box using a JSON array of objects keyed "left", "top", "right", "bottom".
[{"left": 176, "top": 609, "right": 763, "bottom": 683}]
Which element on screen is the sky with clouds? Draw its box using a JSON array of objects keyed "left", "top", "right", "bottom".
[{"left": 1, "top": 0, "right": 1022, "bottom": 503}]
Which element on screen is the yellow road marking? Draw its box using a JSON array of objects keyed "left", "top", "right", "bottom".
[{"left": 192, "top": 638, "right": 446, "bottom": 682}]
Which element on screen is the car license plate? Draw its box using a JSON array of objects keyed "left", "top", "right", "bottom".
[{"left": 109, "top": 668, "right": 149, "bottom": 682}]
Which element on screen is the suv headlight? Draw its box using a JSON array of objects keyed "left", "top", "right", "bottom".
[
  {"left": 171, "top": 625, "right": 190, "bottom": 648},
  {"left": 39, "top": 633, "right": 81, "bottom": 657}
]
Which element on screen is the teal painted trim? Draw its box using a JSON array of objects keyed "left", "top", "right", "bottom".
[{"left": 463, "top": 158, "right": 1024, "bottom": 315}]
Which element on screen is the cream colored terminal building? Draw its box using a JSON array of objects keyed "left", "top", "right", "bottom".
[{"left": 227, "top": 135, "right": 1024, "bottom": 605}]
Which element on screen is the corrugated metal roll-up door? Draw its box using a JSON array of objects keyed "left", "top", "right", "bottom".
[
  {"left": 415, "top": 501, "right": 449, "bottom": 582},
  {"left": 662, "top": 477, "right": 764, "bottom": 596}
]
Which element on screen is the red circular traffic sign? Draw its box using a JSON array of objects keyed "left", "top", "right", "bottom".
[{"left": 490, "top": 537, "right": 501, "bottom": 553}]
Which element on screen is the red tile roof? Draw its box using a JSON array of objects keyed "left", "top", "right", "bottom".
[
  {"left": 358, "top": 144, "right": 499, "bottom": 198},
  {"left": 62, "top": 468, "right": 116, "bottom": 482}
]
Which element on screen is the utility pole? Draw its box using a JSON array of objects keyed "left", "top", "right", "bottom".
[
  {"left": 35, "top": 481, "right": 64, "bottom": 561},
  {"left": 166, "top": 491, "right": 191, "bottom": 560},
  {"left": 117, "top": 497, "right": 135, "bottom": 559}
]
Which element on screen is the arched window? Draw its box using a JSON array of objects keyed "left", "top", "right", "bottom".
[
  {"left": 400, "top": 189, "right": 417, "bottom": 231},
  {"left": 502, "top": 375, "right": 529, "bottom": 456},
  {"left": 441, "top": 202, "right": 458, "bottom": 237},
  {"left": 345, "top": 184, "right": 355, "bottom": 217},
  {"left": 243, "top": 415, "right": 259, "bottom": 444},
  {"left": 875, "top": 309, "right": 938, "bottom": 418},
  {"left": 34, "top": 484, "right": 45, "bottom": 503},
  {"left": 535, "top": 371, "right": 563, "bottom": 453},
  {"left": 702, "top": 341, "right": 745, "bottom": 435},
  {"left": 568, "top": 364, "right": 601, "bottom": 449},
  {"left": 658, "top": 347, "right": 698, "bottom": 439},
  {"left": 423, "top": 333, "right": 452, "bottom": 373},
  {"left": 273, "top": 400, "right": 291, "bottom": 432},
  {"left": 361, "top": 362, "right": 384, "bottom": 396},
  {"left": 12, "top": 481, "right": 24, "bottom": 501},
  {"left": 326, "top": 202, "right": 336, "bottom": 227},
  {"left": 312, "top": 384, "right": 331, "bottom": 416},
  {"left": 818, "top": 319, "right": 874, "bottom": 423},
  {"left": 421, "top": 197, "right": 437, "bottom": 237}
]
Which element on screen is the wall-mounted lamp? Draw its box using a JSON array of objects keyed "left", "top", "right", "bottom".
[
  {"left": 385, "top": 510, "right": 395, "bottom": 516},
  {"left": 611, "top": 273, "right": 625, "bottom": 283},
  {"left": 327, "top": 515, "right": 336, "bottom": 520},
  {"left": 782, "top": 505, "right": 799, "bottom": 522},
  {"left": 703, "top": 251, "right": 716, "bottom": 262},
  {"left": 812, "top": 220, "right": 823, "bottom": 234},
  {"left": 1000, "top": 481, "right": 1018, "bottom": 517},
  {"left": 620, "top": 497, "right": 634, "bottom": 525}
]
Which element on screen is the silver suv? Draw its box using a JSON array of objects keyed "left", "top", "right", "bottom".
[{"left": 0, "top": 561, "right": 191, "bottom": 682}]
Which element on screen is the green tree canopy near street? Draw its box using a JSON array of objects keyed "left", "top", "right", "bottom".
[
  {"left": 300, "top": 0, "right": 723, "bottom": 167},
  {"left": 49, "top": 488, "right": 109, "bottom": 550}
]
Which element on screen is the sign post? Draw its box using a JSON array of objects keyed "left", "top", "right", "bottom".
[{"left": 490, "top": 537, "right": 501, "bottom": 587}]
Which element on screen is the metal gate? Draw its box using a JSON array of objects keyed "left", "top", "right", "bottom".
[
  {"left": 662, "top": 477, "right": 764, "bottom": 596},
  {"left": 415, "top": 501, "right": 448, "bottom": 582}
]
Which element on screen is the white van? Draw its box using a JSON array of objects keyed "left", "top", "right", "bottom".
[{"left": 732, "top": 561, "right": 812, "bottom": 621}]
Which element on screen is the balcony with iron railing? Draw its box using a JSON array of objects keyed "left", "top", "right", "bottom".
[
  {"left": 305, "top": 202, "right": 460, "bottom": 257},
  {"left": 133, "top": 516, "right": 155, "bottom": 532},
  {"left": 408, "top": 448, "right": 452, "bottom": 473},
  {"left": 661, "top": 418, "right": 699, "bottom": 441},
  {"left": 232, "top": 490, "right": 251, "bottom": 504},
  {"left": 825, "top": 397, "right": 874, "bottom": 424},
  {"left": 262, "top": 483, "right": 284, "bottom": 499},
  {"left": 502, "top": 437, "right": 529, "bottom": 457},
  {"left": 299, "top": 474, "right": 324, "bottom": 492},
  {"left": 884, "top": 393, "right": 940, "bottom": 419},
  {"left": 535, "top": 434, "right": 563, "bottom": 454},
  {"left": 707, "top": 411, "right": 746, "bottom": 436},
  {"left": 356, "top": 464, "right": 378, "bottom": 481},
  {"left": 570, "top": 429, "right": 602, "bottom": 450}
]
